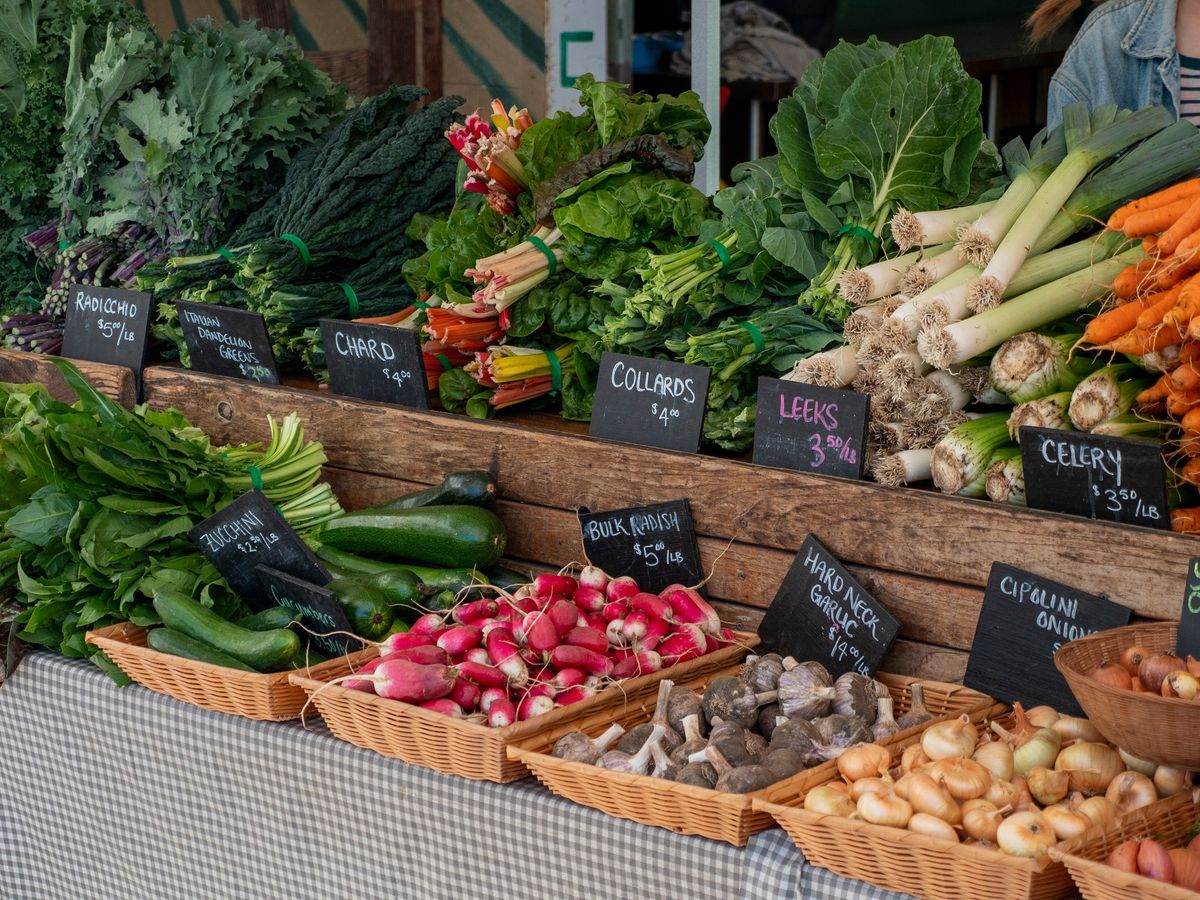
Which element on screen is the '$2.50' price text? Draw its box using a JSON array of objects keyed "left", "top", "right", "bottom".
[
  {"left": 235, "top": 532, "right": 280, "bottom": 555},
  {"left": 1090, "top": 483, "right": 1162, "bottom": 522},
  {"left": 650, "top": 402, "right": 681, "bottom": 427}
]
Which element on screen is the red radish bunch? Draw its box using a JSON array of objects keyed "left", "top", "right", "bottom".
[{"left": 344, "top": 567, "right": 736, "bottom": 726}]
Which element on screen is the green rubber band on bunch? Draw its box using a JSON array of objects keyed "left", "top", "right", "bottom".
[
  {"left": 216, "top": 247, "right": 236, "bottom": 264},
  {"left": 544, "top": 350, "right": 563, "bottom": 395},
  {"left": 247, "top": 464, "right": 264, "bottom": 491},
  {"left": 414, "top": 300, "right": 430, "bottom": 325},
  {"left": 280, "top": 232, "right": 312, "bottom": 266},
  {"left": 835, "top": 223, "right": 881, "bottom": 250},
  {"left": 23, "top": 295, "right": 39, "bottom": 310},
  {"left": 340, "top": 282, "right": 360, "bottom": 317},
  {"left": 736, "top": 321, "right": 766, "bottom": 353},
  {"left": 707, "top": 239, "right": 732, "bottom": 273},
  {"left": 57, "top": 240, "right": 69, "bottom": 251},
  {"left": 436, "top": 353, "right": 454, "bottom": 371},
  {"left": 527, "top": 234, "right": 557, "bottom": 275}
]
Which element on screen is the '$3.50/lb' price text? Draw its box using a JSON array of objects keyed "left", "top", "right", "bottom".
[
  {"left": 1090, "top": 483, "right": 1161, "bottom": 522},
  {"left": 97, "top": 318, "right": 135, "bottom": 343},
  {"left": 808, "top": 433, "right": 858, "bottom": 469},
  {"left": 650, "top": 403, "right": 681, "bottom": 427},
  {"left": 633, "top": 540, "right": 683, "bottom": 569}
]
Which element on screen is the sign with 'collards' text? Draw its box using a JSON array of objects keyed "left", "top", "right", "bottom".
[
  {"left": 757, "top": 534, "right": 899, "bottom": 677},
  {"left": 319, "top": 318, "right": 429, "bottom": 408},
  {"left": 964, "top": 562, "right": 1133, "bottom": 714},
  {"left": 577, "top": 499, "right": 703, "bottom": 594},
  {"left": 177, "top": 301, "right": 279, "bottom": 384},
  {"left": 589, "top": 352, "right": 711, "bottom": 453},
  {"left": 752, "top": 377, "right": 870, "bottom": 479},
  {"left": 61, "top": 284, "right": 152, "bottom": 372}
]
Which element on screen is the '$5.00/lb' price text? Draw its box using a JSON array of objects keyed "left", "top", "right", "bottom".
[
  {"left": 382, "top": 367, "right": 411, "bottom": 388},
  {"left": 634, "top": 540, "right": 683, "bottom": 569},
  {"left": 650, "top": 403, "right": 681, "bottom": 426},
  {"left": 808, "top": 433, "right": 858, "bottom": 468},
  {"left": 1090, "top": 483, "right": 1161, "bottom": 522},
  {"left": 96, "top": 318, "right": 135, "bottom": 343}
]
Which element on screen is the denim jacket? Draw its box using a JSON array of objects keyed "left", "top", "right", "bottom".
[{"left": 1048, "top": 0, "right": 1179, "bottom": 127}]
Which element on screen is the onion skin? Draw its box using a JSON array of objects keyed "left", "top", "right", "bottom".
[
  {"left": 1189, "top": 833, "right": 1200, "bottom": 855},
  {"left": 1170, "top": 849, "right": 1200, "bottom": 891},
  {"left": 1139, "top": 653, "right": 1185, "bottom": 693},
  {"left": 1077, "top": 796, "right": 1118, "bottom": 827},
  {"left": 1106, "top": 840, "right": 1140, "bottom": 874},
  {"left": 996, "top": 811, "right": 1057, "bottom": 858},
  {"left": 1154, "top": 765, "right": 1193, "bottom": 798},
  {"left": 1042, "top": 805, "right": 1092, "bottom": 841},
  {"left": 1105, "top": 771, "right": 1157, "bottom": 814},
  {"left": 1054, "top": 742, "right": 1124, "bottom": 794},
  {"left": 805, "top": 784, "right": 856, "bottom": 817},
  {"left": 973, "top": 740, "right": 1014, "bottom": 782},
  {"left": 1137, "top": 839, "right": 1175, "bottom": 883},
  {"left": 1027, "top": 766, "right": 1070, "bottom": 806},
  {"left": 1089, "top": 662, "right": 1132, "bottom": 690},
  {"left": 1161, "top": 670, "right": 1200, "bottom": 700},
  {"left": 1187, "top": 655, "right": 1200, "bottom": 679},
  {"left": 907, "top": 812, "right": 960, "bottom": 843},
  {"left": 1121, "top": 645, "right": 1151, "bottom": 677}
]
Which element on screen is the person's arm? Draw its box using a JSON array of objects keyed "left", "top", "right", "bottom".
[{"left": 1047, "top": 70, "right": 1088, "bottom": 129}]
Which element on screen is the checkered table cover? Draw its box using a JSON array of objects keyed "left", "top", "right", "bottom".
[{"left": 0, "top": 653, "right": 919, "bottom": 900}]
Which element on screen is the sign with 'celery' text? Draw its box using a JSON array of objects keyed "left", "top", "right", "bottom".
[
  {"left": 177, "top": 301, "right": 279, "bottom": 384},
  {"left": 753, "top": 377, "right": 870, "bottom": 479},
  {"left": 319, "top": 318, "right": 429, "bottom": 408},
  {"left": 589, "top": 352, "right": 711, "bottom": 453},
  {"left": 188, "top": 489, "right": 329, "bottom": 609},
  {"left": 1019, "top": 426, "right": 1169, "bottom": 529},
  {"left": 964, "top": 563, "right": 1132, "bottom": 715},
  {"left": 1176, "top": 556, "right": 1200, "bottom": 659},
  {"left": 61, "top": 284, "right": 152, "bottom": 372},
  {"left": 757, "top": 534, "right": 899, "bottom": 677},
  {"left": 578, "top": 499, "right": 703, "bottom": 594},
  {"left": 255, "top": 565, "right": 359, "bottom": 659}
]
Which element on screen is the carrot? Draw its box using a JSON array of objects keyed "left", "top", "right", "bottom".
[
  {"left": 1157, "top": 197, "right": 1200, "bottom": 253},
  {"left": 1108, "top": 178, "right": 1200, "bottom": 231},
  {"left": 1139, "top": 373, "right": 1174, "bottom": 405},
  {"left": 1167, "top": 389, "right": 1200, "bottom": 417},
  {"left": 1172, "top": 363, "right": 1200, "bottom": 390},
  {"left": 1163, "top": 275, "right": 1200, "bottom": 333},
  {"left": 1183, "top": 458, "right": 1200, "bottom": 487},
  {"left": 1175, "top": 227, "right": 1200, "bottom": 260},
  {"left": 1182, "top": 429, "right": 1200, "bottom": 455},
  {"left": 1153, "top": 252, "right": 1200, "bottom": 290},
  {"left": 1082, "top": 294, "right": 1159, "bottom": 345},
  {"left": 1136, "top": 286, "right": 1186, "bottom": 329},
  {"left": 1101, "top": 326, "right": 1182, "bottom": 355},
  {"left": 1143, "top": 235, "right": 1160, "bottom": 254},
  {"left": 1183, "top": 407, "right": 1200, "bottom": 433},
  {"left": 1124, "top": 197, "right": 1197, "bottom": 238},
  {"left": 1171, "top": 507, "right": 1200, "bottom": 533},
  {"left": 1112, "top": 258, "right": 1160, "bottom": 300}
]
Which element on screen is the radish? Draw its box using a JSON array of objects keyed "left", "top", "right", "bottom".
[
  {"left": 369, "top": 659, "right": 457, "bottom": 702},
  {"left": 622, "top": 610, "right": 650, "bottom": 644},
  {"left": 583, "top": 611, "right": 607, "bottom": 632},
  {"left": 658, "top": 624, "right": 706, "bottom": 665},
  {"left": 409, "top": 612, "right": 447, "bottom": 636},
  {"left": 342, "top": 657, "right": 383, "bottom": 692},
  {"left": 452, "top": 598, "right": 499, "bottom": 625},
  {"left": 519, "top": 609, "right": 560, "bottom": 655},
  {"left": 488, "top": 698, "right": 517, "bottom": 727},
  {"left": 545, "top": 600, "right": 578, "bottom": 637},
  {"left": 420, "top": 698, "right": 464, "bottom": 717},
  {"left": 579, "top": 565, "right": 609, "bottom": 593},
  {"left": 436, "top": 625, "right": 483, "bottom": 657},
  {"left": 381, "top": 645, "right": 449, "bottom": 666},
  {"left": 448, "top": 678, "right": 481, "bottom": 711},
  {"left": 573, "top": 586, "right": 606, "bottom": 613},
  {"left": 606, "top": 575, "right": 639, "bottom": 602},
  {"left": 465, "top": 646, "right": 491, "bottom": 665},
  {"left": 639, "top": 616, "right": 671, "bottom": 651},
  {"left": 565, "top": 625, "right": 608, "bottom": 655},
  {"left": 606, "top": 619, "right": 628, "bottom": 648},
  {"left": 603, "top": 599, "right": 629, "bottom": 622},
  {"left": 380, "top": 632, "right": 434, "bottom": 653},
  {"left": 612, "top": 650, "right": 663, "bottom": 679},
  {"left": 535, "top": 573, "right": 576, "bottom": 596},
  {"left": 718, "top": 627, "right": 736, "bottom": 644},
  {"left": 527, "top": 683, "right": 556, "bottom": 700},
  {"left": 660, "top": 585, "right": 721, "bottom": 636},
  {"left": 457, "top": 660, "right": 508, "bottom": 689},
  {"left": 479, "top": 686, "right": 508, "bottom": 713},
  {"left": 550, "top": 645, "right": 615, "bottom": 677},
  {"left": 518, "top": 692, "right": 555, "bottom": 720},
  {"left": 552, "top": 668, "right": 587, "bottom": 690},
  {"left": 519, "top": 645, "right": 542, "bottom": 666},
  {"left": 556, "top": 685, "right": 596, "bottom": 706},
  {"left": 630, "top": 592, "right": 671, "bottom": 620},
  {"left": 509, "top": 595, "right": 539, "bottom": 614},
  {"left": 485, "top": 625, "right": 529, "bottom": 686}
]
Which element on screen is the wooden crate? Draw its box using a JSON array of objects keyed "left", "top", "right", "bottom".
[{"left": 0, "top": 348, "right": 135, "bottom": 407}]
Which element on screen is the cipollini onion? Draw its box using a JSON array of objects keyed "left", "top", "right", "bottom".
[
  {"left": 907, "top": 812, "right": 960, "bottom": 842},
  {"left": 922, "top": 715, "right": 978, "bottom": 761},
  {"left": 1088, "top": 661, "right": 1132, "bottom": 690},
  {"left": 850, "top": 777, "right": 894, "bottom": 801},
  {"left": 1042, "top": 805, "right": 1092, "bottom": 841},
  {"left": 1025, "top": 706, "right": 1060, "bottom": 728},
  {"left": 1120, "top": 645, "right": 1150, "bottom": 676},
  {"left": 984, "top": 779, "right": 1021, "bottom": 809},
  {"left": 1153, "top": 764, "right": 1192, "bottom": 797},
  {"left": 1105, "top": 771, "right": 1158, "bottom": 814},
  {"left": 996, "top": 811, "right": 1057, "bottom": 858},
  {"left": 1139, "top": 653, "right": 1185, "bottom": 693},
  {"left": 901, "top": 744, "right": 932, "bottom": 773},
  {"left": 1106, "top": 839, "right": 1139, "bottom": 873},
  {"left": 1161, "top": 670, "right": 1200, "bottom": 700},
  {"left": 930, "top": 757, "right": 991, "bottom": 801},
  {"left": 973, "top": 740, "right": 1014, "bottom": 782},
  {"left": 1011, "top": 776, "right": 1037, "bottom": 812},
  {"left": 892, "top": 771, "right": 915, "bottom": 800},
  {"left": 1168, "top": 849, "right": 1200, "bottom": 891},
  {"left": 1138, "top": 840, "right": 1175, "bottom": 883},
  {"left": 1188, "top": 655, "right": 1200, "bottom": 678},
  {"left": 1118, "top": 747, "right": 1157, "bottom": 777},
  {"left": 1050, "top": 715, "right": 1104, "bottom": 743},
  {"left": 1026, "top": 766, "right": 1070, "bottom": 806},
  {"left": 837, "top": 743, "right": 892, "bottom": 782},
  {"left": 1011, "top": 728, "right": 1061, "bottom": 775},
  {"left": 1054, "top": 742, "right": 1124, "bottom": 794},
  {"left": 907, "top": 773, "right": 962, "bottom": 825},
  {"left": 1076, "top": 795, "right": 1118, "bottom": 827},
  {"left": 857, "top": 791, "right": 913, "bottom": 828},
  {"left": 805, "top": 784, "right": 856, "bottom": 817},
  {"left": 961, "top": 799, "right": 1003, "bottom": 842}
]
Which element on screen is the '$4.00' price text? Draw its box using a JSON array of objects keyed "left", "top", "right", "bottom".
[{"left": 650, "top": 403, "right": 681, "bottom": 426}]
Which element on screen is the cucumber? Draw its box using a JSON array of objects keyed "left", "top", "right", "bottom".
[
  {"left": 152, "top": 590, "right": 301, "bottom": 672},
  {"left": 316, "top": 545, "right": 491, "bottom": 596},
  {"left": 236, "top": 607, "right": 302, "bottom": 632},
  {"left": 330, "top": 577, "right": 396, "bottom": 641},
  {"left": 147, "top": 627, "right": 256, "bottom": 672},
  {"left": 319, "top": 506, "right": 507, "bottom": 568},
  {"left": 364, "top": 569, "right": 426, "bottom": 611},
  {"left": 486, "top": 565, "right": 532, "bottom": 590},
  {"left": 317, "top": 545, "right": 405, "bottom": 576},
  {"left": 284, "top": 647, "right": 329, "bottom": 669},
  {"left": 369, "top": 471, "right": 497, "bottom": 511}
]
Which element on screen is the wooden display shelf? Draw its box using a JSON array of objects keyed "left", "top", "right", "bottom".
[
  {"left": 0, "top": 348, "right": 136, "bottom": 407},
  {"left": 138, "top": 365, "right": 1200, "bottom": 683}
]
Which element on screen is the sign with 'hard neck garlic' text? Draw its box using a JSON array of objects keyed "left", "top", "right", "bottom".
[
  {"left": 177, "top": 301, "right": 279, "bottom": 384},
  {"left": 589, "top": 352, "right": 711, "bottom": 453},
  {"left": 61, "top": 284, "right": 152, "bottom": 372}
]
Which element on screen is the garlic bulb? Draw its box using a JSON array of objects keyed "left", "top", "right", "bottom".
[
  {"left": 741, "top": 653, "right": 786, "bottom": 693},
  {"left": 701, "top": 675, "right": 777, "bottom": 729},
  {"left": 778, "top": 662, "right": 836, "bottom": 719},
  {"left": 833, "top": 672, "right": 878, "bottom": 724},
  {"left": 871, "top": 697, "right": 901, "bottom": 742},
  {"left": 895, "top": 682, "right": 934, "bottom": 730},
  {"left": 552, "top": 723, "right": 626, "bottom": 764}
]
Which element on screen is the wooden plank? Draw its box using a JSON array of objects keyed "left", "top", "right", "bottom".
[
  {"left": 369, "top": 0, "right": 443, "bottom": 95},
  {"left": 240, "top": 0, "right": 291, "bottom": 30},
  {"left": 0, "top": 349, "right": 135, "bottom": 407},
  {"left": 142, "top": 368, "right": 1194, "bottom": 620}
]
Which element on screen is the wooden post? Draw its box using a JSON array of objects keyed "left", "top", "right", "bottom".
[
  {"left": 240, "top": 0, "right": 291, "bottom": 31},
  {"left": 369, "top": 0, "right": 443, "bottom": 96}
]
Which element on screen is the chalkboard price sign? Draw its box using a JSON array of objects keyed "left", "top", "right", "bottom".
[
  {"left": 1177, "top": 556, "right": 1200, "bottom": 659},
  {"left": 61, "top": 284, "right": 152, "bottom": 372},
  {"left": 589, "top": 352, "right": 711, "bottom": 453},
  {"left": 188, "top": 490, "right": 329, "bottom": 609},
  {"left": 178, "top": 301, "right": 279, "bottom": 384},
  {"left": 964, "top": 563, "right": 1133, "bottom": 714},
  {"left": 753, "top": 377, "right": 870, "bottom": 479},
  {"left": 319, "top": 318, "right": 429, "bottom": 408},
  {"left": 255, "top": 565, "right": 361, "bottom": 659},
  {"left": 1019, "top": 426, "right": 1169, "bottom": 529},
  {"left": 577, "top": 500, "right": 703, "bottom": 594},
  {"left": 756, "top": 535, "right": 900, "bottom": 677}
]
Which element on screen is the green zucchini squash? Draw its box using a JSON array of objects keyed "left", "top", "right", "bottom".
[
  {"left": 369, "top": 471, "right": 497, "bottom": 511},
  {"left": 152, "top": 590, "right": 301, "bottom": 672},
  {"left": 319, "top": 506, "right": 507, "bottom": 568},
  {"left": 330, "top": 577, "right": 396, "bottom": 640},
  {"left": 146, "top": 627, "right": 256, "bottom": 672}
]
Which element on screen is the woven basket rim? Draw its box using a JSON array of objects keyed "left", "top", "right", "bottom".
[{"left": 1054, "top": 621, "right": 1198, "bottom": 712}]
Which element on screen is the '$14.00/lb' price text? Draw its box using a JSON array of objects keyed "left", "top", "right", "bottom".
[
  {"left": 650, "top": 403, "right": 681, "bottom": 426},
  {"left": 1091, "top": 483, "right": 1161, "bottom": 522},
  {"left": 634, "top": 540, "right": 683, "bottom": 569},
  {"left": 808, "top": 433, "right": 858, "bottom": 469},
  {"left": 97, "top": 318, "right": 135, "bottom": 343}
]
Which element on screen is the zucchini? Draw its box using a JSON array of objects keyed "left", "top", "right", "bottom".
[
  {"left": 364, "top": 569, "right": 425, "bottom": 611},
  {"left": 330, "top": 577, "right": 396, "bottom": 641},
  {"left": 146, "top": 627, "right": 256, "bottom": 672},
  {"left": 316, "top": 545, "right": 490, "bottom": 597},
  {"left": 486, "top": 565, "right": 533, "bottom": 590},
  {"left": 369, "top": 471, "right": 497, "bottom": 511},
  {"left": 317, "top": 545, "right": 404, "bottom": 576},
  {"left": 152, "top": 590, "right": 301, "bottom": 672},
  {"left": 319, "top": 506, "right": 507, "bottom": 568},
  {"left": 236, "top": 607, "right": 302, "bottom": 632}
]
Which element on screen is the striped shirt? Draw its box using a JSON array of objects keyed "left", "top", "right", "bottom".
[{"left": 1181, "top": 54, "right": 1200, "bottom": 125}]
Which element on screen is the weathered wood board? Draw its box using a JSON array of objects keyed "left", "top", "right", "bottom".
[{"left": 0, "top": 349, "right": 136, "bottom": 407}]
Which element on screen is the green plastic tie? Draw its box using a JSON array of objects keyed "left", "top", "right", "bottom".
[
  {"left": 436, "top": 353, "right": 454, "bottom": 371},
  {"left": 248, "top": 464, "right": 264, "bottom": 491},
  {"left": 736, "top": 321, "right": 766, "bottom": 353},
  {"left": 280, "top": 232, "right": 312, "bottom": 266},
  {"left": 707, "top": 239, "right": 732, "bottom": 273},
  {"left": 215, "top": 247, "right": 236, "bottom": 264},
  {"left": 414, "top": 300, "right": 430, "bottom": 326},
  {"left": 527, "top": 234, "right": 557, "bottom": 275},
  {"left": 339, "top": 282, "right": 359, "bottom": 317},
  {"left": 835, "top": 223, "right": 881, "bottom": 250},
  {"left": 57, "top": 239, "right": 69, "bottom": 251},
  {"left": 544, "top": 350, "right": 563, "bottom": 395},
  {"left": 23, "top": 295, "right": 39, "bottom": 310}
]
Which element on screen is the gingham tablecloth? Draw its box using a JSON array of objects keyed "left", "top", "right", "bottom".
[{"left": 0, "top": 653, "right": 919, "bottom": 900}]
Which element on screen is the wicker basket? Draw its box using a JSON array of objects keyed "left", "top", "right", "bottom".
[
  {"left": 289, "top": 632, "right": 758, "bottom": 783},
  {"left": 86, "top": 622, "right": 376, "bottom": 722},
  {"left": 508, "top": 669, "right": 1000, "bottom": 846},
  {"left": 756, "top": 709, "right": 1084, "bottom": 900},
  {"left": 1055, "top": 621, "right": 1200, "bottom": 768},
  {"left": 1051, "top": 791, "right": 1200, "bottom": 900}
]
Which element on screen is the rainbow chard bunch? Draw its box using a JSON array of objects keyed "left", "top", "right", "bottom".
[{"left": 446, "top": 102, "right": 533, "bottom": 214}]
